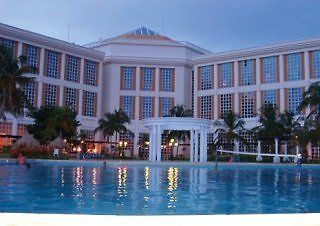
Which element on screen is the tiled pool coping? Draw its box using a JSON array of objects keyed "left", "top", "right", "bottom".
[{"left": 0, "top": 213, "right": 319, "bottom": 226}]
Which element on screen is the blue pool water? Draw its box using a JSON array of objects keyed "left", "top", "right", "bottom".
[{"left": 0, "top": 161, "right": 320, "bottom": 215}]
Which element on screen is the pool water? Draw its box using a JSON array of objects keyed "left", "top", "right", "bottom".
[{"left": 0, "top": 162, "right": 320, "bottom": 215}]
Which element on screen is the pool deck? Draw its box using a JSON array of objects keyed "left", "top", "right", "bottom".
[{"left": 0, "top": 213, "right": 320, "bottom": 226}]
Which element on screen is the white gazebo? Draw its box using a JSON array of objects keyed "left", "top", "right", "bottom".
[{"left": 143, "top": 117, "right": 212, "bottom": 162}]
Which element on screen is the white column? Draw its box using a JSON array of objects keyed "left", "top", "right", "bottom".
[
  {"left": 194, "top": 129, "right": 199, "bottom": 162},
  {"left": 203, "top": 127, "right": 208, "bottom": 162},
  {"left": 279, "top": 55, "right": 285, "bottom": 112},
  {"left": 256, "top": 140, "right": 262, "bottom": 162},
  {"left": 304, "top": 51, "right": 311, "bottom": 116},
  {"left": 149, "top": 128, "right": 153, "bottom": 161},
  {"left": 156, "top": 125, "right": 162, "bottom": 162},
  {"left": 17, "top": 42, "right": 22, "bottom": 57},
  {"left": 273, "top": 138, "right": 280, "bottom": 163},
  {"left": 213, "top": 64, "right": 218, "bottom": 120},
  {"left": 234, "top": 62, "right": 239, "bottom": 114},
  {"left": 190, "top": 129, "right": 194, "bottom": 162},
  {"left": 37, "top": 48, "right": 45, "bottom": 108},
  {"left": 256, "top": 58, "right": 261, "bottom": 113},
  {"left": 152, "top": 125, "right": 157, "bottom": 162},
  {"left": 193, "top": 66, "right": 198, "bottom": 118},
  {"left": 12, "top": 119, "right": 18, "bottom": 136},
  {"left": 199, "top": 126, "right": 204, "bottom": 162}
]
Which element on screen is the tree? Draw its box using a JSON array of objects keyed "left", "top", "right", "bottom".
[
  {"left": 0, "top": 46, "right": 37, "bottom": 119},
  {"left": 298, "top": 81, "right": 320, "bottom": 120},
  {"left": 166, "top": 104, "right": 193, "bottom": 117},
  {"left": 27, "top": 106, "right": 80, "bottom": 144},
  {"left": 253, "top": 104, "right": 284, "bottom": 152},
  {"left": 95, "top": 109, "right": 131, "bottom": 142},
  {"left": 214, "top": 111, "right": 246, "bottom": 151}
]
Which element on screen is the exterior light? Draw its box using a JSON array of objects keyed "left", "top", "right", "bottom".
[
  {"left": 169, "top": 143, "right": 173, "bottom": 147},
  {"left": 119, "top": 141, "right": 123, "bottom": 147},
  {"left": 124, "top": 141, "right": 128, "bottom": 147},
  {"left": 81, "top": 140, "right": 84, "bottom": 144},
  {"left": 63, "top": 139, "right": 67, "bottom": 143},
  {"left": 77, "top": 147, "right": 81, "bottom": 152},
  {"left": 145, "top": 141, "right": 150, "bottom": 145},
  {"left": 174, "top": 142, "right": 178, "bottom": 147},
  {"left": 170, "top": 138, "right": 174, "bottom": 143}
]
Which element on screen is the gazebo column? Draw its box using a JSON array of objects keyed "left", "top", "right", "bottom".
[
  {"left": 149, "top": 127, "right": 153, "bottom": 161},
  {"left": 194, "top": 129, "right": 199, "bottom": 162},
  {"left": 156, "top": 125, "right": 162, "bottom": 162},
  {"left": 203, "top": 127, "right": 208, "bottom": 162},
  {"left": 256, "top": 140, "right": 262, "bottom": 162},
  {"left": 199, "top": 126, "right": 207, "bottom": 162},
  {"left": 152, "top": 125, "right": 157, "bottom": 162},
  {"left": 190, "top": 129, "right": 194, "bottom": 162},
  {"left": 273, "top": 138, "right": 280, "bottom": 163}
]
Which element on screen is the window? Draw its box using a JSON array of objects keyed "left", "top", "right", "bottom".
[
  {"left": 263, "top": 90, "right": 277, "bottom": 108},
  {"left": 262, "top": 56, "right": 277, "bottom": 83},
  {"left": 312, "top": 145, "right": 320, "bottom": 160},
  {"left": 200, "top": 66, "right": 212, "bottom": 90},
  {"left": 239, "top": 131, "right": 256, "bottom": 152},
  {"left": 65, "top": 55, "right": 80, "bottom": 82},
  {"left": 241, "top": 92, "right": 255, "bottom": 118},
  {"left": 45, "top": 50, "right": 60, "bottom": 78},
  {"left": 288, "top": 87, "right": 302, "bottom": 114},
  {"left": 0, "top": 122, "right": 12, "bottom": 147},
  {"left": 119, "top": 131, "right": 134, "bottom": 151},
  {"left": 141, "top": 97, "right": 153, "bottom": 119},
  {"left": 23, "top": 81, "right": 36, "bottom": 107},
  {"left": 141, "top": 67, "right": 154, "bottom": 91},
  {"left": 121, "top": 67, "right": 135, "bottom": 90},
  {"left": 83, "top": 91, "right": 96, "bottom": 117},
  {"left": 121, "top": 96, "right": 134, "bottom": 119},
  {"left": 286, "top": 53, "right": 302, "bottom": 81},
  {"left": 65, "top": 87, "right": 78, "bottom": 112},
  {"left": 240, "top": 59, "right": 255, "bottom": 86},
  {"left": 161, "top": 68, "right": 174, "bottom": 92},
  {"left": 200, "top": 96, "right": 212, "bottom": 119},
  {"left": 84, "top": 60, "right": 98, "bottom": 86},
  {"left": 160, "top": 97, "right": 173, "bottom": 117},
  {"left": 312, "top": 50, "right": 320, "bottom": 79},
  {"left": 44, "top": 84, "right": 58, "bottom": 107},
  {"left": 17, "top": 124, "right": 27, "bottom": 137},
  {"left": 220, "top": 94, "right": 232, "bottom": 118},
  {"left": 1, "top": 38, "right": 16, "bottom": 57},
  {"left": 24, "top": 44, "right": 39, "bottom": 69},
  {"left": 219, "top": 63, "right": 232, "bottom": 88}
]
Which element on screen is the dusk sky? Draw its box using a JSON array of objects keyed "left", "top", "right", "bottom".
[{"left": 1, "top": 0, "right": 320, "bottom": 53}]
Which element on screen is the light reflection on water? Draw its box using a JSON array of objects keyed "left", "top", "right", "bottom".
[{"left": 0, "top": 164, "right": 320, "bottom": 215}]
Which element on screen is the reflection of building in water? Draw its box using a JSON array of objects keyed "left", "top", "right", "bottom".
[
  {"left": 117, "top": 167, "right": 127, "bottom": 196},
  {"left": 167, "top": 167, "right": 179, "bottom": 209},
  {"left": 144, "top": 167, "right": 150, "bottom": 190},
  {"left": 188, "top": 167, "right": 208, "bottom": 211},
  {"left": 61, "top": 167, "right": 65, "bottom": 188}
]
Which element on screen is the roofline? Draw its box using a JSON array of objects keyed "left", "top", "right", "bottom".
[
  {"left": 0, "top": 23, "right": 105, "bottom": 60},
  {"left": 192, "top": 36, "right": 320, "bottom": 64}
]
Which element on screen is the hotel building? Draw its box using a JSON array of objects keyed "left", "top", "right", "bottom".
[{"left": 1, "top": 23, "right": 320, "bottom": 159}]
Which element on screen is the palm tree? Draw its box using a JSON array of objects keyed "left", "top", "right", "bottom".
[
  {"left": 95, "top": 109, "right": 131, "bottom": 142},
  {"left": 214, "top": 111, "right": 246, "bottom": 151},
  {"left": 298, "top": 82, "right": 320, "bottom": 120},
  {"left": 0, "top": 46, "right": 37, "bottom": 119},
  {"left": 166, "top": 104, "right": 192, "bottom": 117},
  {"left": 253, "top": 104, "right": 283, "bottom": 152}
]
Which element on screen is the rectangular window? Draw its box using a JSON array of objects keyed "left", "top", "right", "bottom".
[
  {"left": 200, "top": 66, "right": 212, "bottom": 90},
  {"left": 241, "top": 92, "right": 255, "bottom": 118},
  {"left": 239, "top": 131, "right": 256, "bottom": 152},
  {"left": 65, "top": 87, "right": 78, "bottom": 112},
  {"left": 83, "top": 91, "right": 96, "bottom": 117},
  {"left": 119, "top": 131, "right": 134, "bottom": 151},
  {"left": 17, "top": 124, "right": 27, "bottom": 137},
  {"left": 65, "top": 55, "right": 80, "bottom": 82},
  {"left": 45, "top": 50, "right": 60, "bottom": 78},
  {"left": 0, "top": 38, "right": 16, "bottom": 57},
  {"left": 312, "top": 50, "right": 320, "bottom": 79},
  {"left": 161, "top": 68, "right": 174, "bottom": 92},
  {"left": 263, "top": 90, "right": 277, "bottom": 108},
  {"left": 200, "top": 96, "right": 212, "bottom": 119},
  {"left": 121, "top": 67, "right": 135, "bottom": 90},
  {"left": 220, "top": 94, "right": 232, "bottom": 118},
  {"left": 219, "top": 63, "right": 232, "bottom": 88},
  {"left": 121, "top": 96, "right": 134, "bottom": 119},
  {"left": 44, "top": 84, "right": 58, "bottom": 107},
  {"left": 286, "top": 53, "right": 302, "bottom": 81},
  {"left": 288, "top": 87, "right": 302, "bottom": 114},
  {"left": 24, "top": 44, "right": 39, "bottom": 69},
  {"left": 141, "top": 97, "right": 153, "bottom": 119},
  {"left": 262, "top": 56, "right": 277, "bottom": 83},
  {"left": 160, "top": 97, "right": 173, "bottom": 117},
  {"left": 84, "top": 60, "right": 98, "bottom": 86},
  {"left": 23, "top": 81, "right": 36, "bottom": 107},
  {"left": 141, "top": 67, "right": 154, "bottom": 91},
  {"left": 240, "top": 59, "right": 255, "bottom": 86}
]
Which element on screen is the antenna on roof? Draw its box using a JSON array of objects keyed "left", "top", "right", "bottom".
[
  {"left": 67, "top": 24, "right": 70, "bottom": 42},
  {"left": 162, "top": 16, "right": 165, "bottom": 36}
]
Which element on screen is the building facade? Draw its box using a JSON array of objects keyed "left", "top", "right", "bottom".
[{"left": 1, "top": 23, "right": 320, "bottom": 158}]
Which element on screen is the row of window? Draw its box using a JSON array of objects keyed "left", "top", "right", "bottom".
[
  {"left": 120, "top": 96, "right": 174, "bottom": 120},
  {"left": 0, "top": 37, "right": 99, "bottom": 86},
  {"left": 198, "top": 51, "right": 320, "bottom": 90},
  {"left": 120, "top": 67, "right": 175, "bottom": 92},
  {"left": 23, "top": 82, "right": 97, "bottom": 117},
  {"left": 199, "top": 87, "right": 303, "bottom": 119}
]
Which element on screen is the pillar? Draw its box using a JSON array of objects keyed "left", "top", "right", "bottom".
[
  {"left": 283, "top": 142, "right": 289, "bottom": 162},
  {"left": 156, "top": 125, "right": 162, "bottom": 162},
  {"left": 194, "top": 129, "right": 199, "bottom": 162},
  {"left": 190, "top": 129, "right": 194, "bottom": 162},
  {"left": 199, "top": 126, "right": 205, "bottom": 162},
  {"left": 256, "top": 140, "right": 262, "bottom": 162},
  {"left": 149, "top": 129, "right": 153, "bottom": 161},
  {"left": 273, "top": 138, "right": 280, "bottom": 163}
]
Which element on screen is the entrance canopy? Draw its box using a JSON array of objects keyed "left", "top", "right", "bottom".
[{"left": 143, "top": 117, "right": 212, "bottom": 162}]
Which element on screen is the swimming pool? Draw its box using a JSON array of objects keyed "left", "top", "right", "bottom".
[{"left": 0, "top": 160, "right": 320, "bottom": 215}]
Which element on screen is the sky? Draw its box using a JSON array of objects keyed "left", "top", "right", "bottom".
[{"left": 1, "top": 0, "right": 320, "bottom": 53}]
